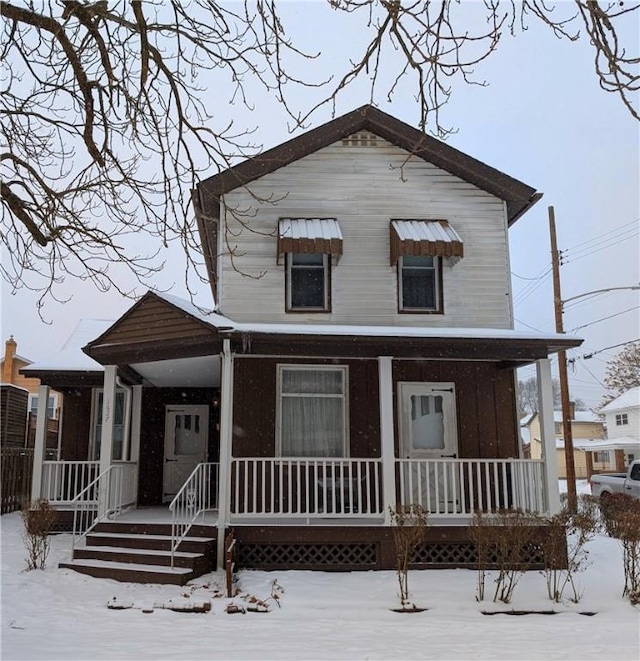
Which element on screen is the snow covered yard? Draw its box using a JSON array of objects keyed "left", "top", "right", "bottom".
[{"left": 2, "top": 511, "right": 639, "bottom": 661}]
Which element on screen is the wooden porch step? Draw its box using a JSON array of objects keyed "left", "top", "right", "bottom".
[
  {"left": 74, "top": 545, "right": 204, "bottom": 570},
  {"left": 59, "top": 558, "right": 195, "bottom": 585},
  {"left": 86, "top": 531, "right": 215, "bottom": 554}
]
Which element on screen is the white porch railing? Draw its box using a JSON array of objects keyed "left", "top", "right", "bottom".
[
  {"left": 396, "top": 458, "right": 546, "bottom": 516},
  {"left": 70, "top": 462, "right": 137, "bottom": 552},
  {"left": 169, "top": 462, "right": 219, "bottom": 567},
  {"left": 41, "top": 461, "right": 100, "bottom": 504},
  {"left": 230, "top": 458, "right": 383, "bottom": 518}
]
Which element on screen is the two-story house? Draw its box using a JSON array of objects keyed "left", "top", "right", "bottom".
[
  {"left": 24, "top": 106, "right": 580, "bottom": 583},
  {"left": 588, "top": 387, "right": 640, "bottom": 473},
  {"left": 523, "top": 408, "right": 607, "bottom": 478}
]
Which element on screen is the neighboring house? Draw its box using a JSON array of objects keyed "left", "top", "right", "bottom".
[
  {"left": 593, "top": 387, "right": 640, "bottom": 471},
  {"left": 524, "top": 409, "right": 608, "bottom": 478},
  {"left": 24, "top": 106, "right": 580, "bottom": 581},
  {"left": 1, "top": 337, "right": 60, "bottom": 453}
]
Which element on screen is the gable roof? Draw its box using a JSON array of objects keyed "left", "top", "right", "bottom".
[
  {"left": 196, "top": 105, "right": 541, "bottom": 226},
  {"left": 599, "top": 387, "right": 640, "bottom": 413}
]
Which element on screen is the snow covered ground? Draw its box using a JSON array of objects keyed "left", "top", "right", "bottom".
[{"left": 2, "top": 509, "right": 639, "bottom": 661}]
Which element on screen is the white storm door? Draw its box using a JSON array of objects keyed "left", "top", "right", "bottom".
[
  {"left": 163, "top": 405, "right": 209, "bottom": 503},
  {"left": 399, "top": 382, "right": 459, "bottom": 513}
]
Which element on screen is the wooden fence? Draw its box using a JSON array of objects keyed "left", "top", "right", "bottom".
[{"left": 1, "top": 447, "right": 34, "bottom": 514}]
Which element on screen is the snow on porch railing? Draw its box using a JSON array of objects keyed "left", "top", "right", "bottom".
[
  {"left": 396, "top": 458, "right": 546, "bottom": 516},
  {"left": 70, "top": 462, "right": 137, "bottom": 552},
  {"left": 41, "top": 461, "right": 100, "bottom": 504},
  {"left": 169, "top": 462, "right": 219, "bottom": 568},
  {"left": 230, "top": 458, "right": 383, "bottom": 518}
]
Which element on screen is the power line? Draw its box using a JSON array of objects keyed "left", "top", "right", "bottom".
[
  {"left": 567, "top": 305, "right": 640, "bottom": 333},
  {"left": 562, "top": 218, "right": 639, "bottom": 255},
  {"left": 568, "top": 338, "right": 640, "bottom": 364}
]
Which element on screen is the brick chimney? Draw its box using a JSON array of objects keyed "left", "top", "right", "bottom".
[{"left": 2, "top": 336, "right": 17, "bottom": 383}]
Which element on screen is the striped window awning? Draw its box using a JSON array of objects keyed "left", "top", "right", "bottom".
[
  {"left": 390, "top": 219, "right": 464, "bottom": 265},
  {"left": 278, "top": 218, "right": 343, "bottom": 260}
]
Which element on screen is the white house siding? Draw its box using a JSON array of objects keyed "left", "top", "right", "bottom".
[
  {"left": 218, "top": 138, "right": 512, "bottom": 328},
  {"left": 605, "top": 409, "right": 640, "bottom": 440}
]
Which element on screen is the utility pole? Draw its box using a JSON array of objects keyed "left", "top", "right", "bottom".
[{"left": 549, "top": 206, "right": 577, "bottom": 512}]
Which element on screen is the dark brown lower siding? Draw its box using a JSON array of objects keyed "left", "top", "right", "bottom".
[{"left": 231, "top": 525, "right": 548, "bottom": 571}]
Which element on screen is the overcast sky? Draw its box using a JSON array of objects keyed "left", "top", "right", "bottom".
[{"left": 2, "top": 3, "right": 638, "bottom": 410}]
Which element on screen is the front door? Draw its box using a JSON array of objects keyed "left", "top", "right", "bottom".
[
  {"left": 163, "top": 405, "right": 209, "bottom": 503},
  {"left": 398, "top": 382, "right": 459, "bottom": 513}
]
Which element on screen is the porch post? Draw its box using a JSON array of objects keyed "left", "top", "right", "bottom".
[
  {"left": 98, "top": 365, "right": 117, "bottom": 517},
  {"left": 130, "top": 384, "right": 142, "bottom": 505},
  {"left": 216, "top": 339, "right": 234, "bottom": 569},
  {"left": 536, "top": 358, "right": 561, "bottom": 515},
  {"left": 30, "top": 384, "right": 50, "bottom": 502},
  {"left": 378, "top": 356, "right": 396, "bottom": 526}
]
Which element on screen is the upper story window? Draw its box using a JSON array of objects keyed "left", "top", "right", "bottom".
[
  {"left": 616, "top": 413, "right": 629, "bottom": 426},
  {"left": 390, "top": 219, "right": 463, "bottom": 316},
  {"left": 398, "top": 255, "right": 441, "bottom": 312},
  {"left": 554, "top": 422, "right": 562, "bottom": 434},
  {"left": 278, "top": 218, "right": 342, "bottom": 314},
  {"left": 287, "top": 253, "right": 330, "bottom": 311}
]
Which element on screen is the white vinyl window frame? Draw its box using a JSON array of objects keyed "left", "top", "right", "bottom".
[
  {"left": 276, "top": 364, "right": 349, "bottom": 458},
  {"left": 28, "top": 393, "right": 59, "bottom": 419},
  {"left": 398, "top": 255, "right": 441, "bottom": 312},
  {"left": 286, "top": 253, "right": 330, "bottom": 312},
  {"left": 89, "top": 387, "right": 132, "bottom": 461}
]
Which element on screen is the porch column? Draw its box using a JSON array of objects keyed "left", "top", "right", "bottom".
[
  {"left": 98, "top": 365, "right": 117, "bottom": 517},
  {"left": 130, "top": 385, "right": 142, "bottom": 505},
  {"left": 30, "top": 384, "right": 50, "bottom": 502},
  {"left": 216, "top": 339, "right": 234, "bottom": 568},
  {"left": 378, "top": 356, "right": 396, "bottom": 526},
  {"left": 615, "top": 449, "right": 625, "bottom": 471},
  {"left": 536, "top": 358, "right": 561, "bottom": 515}
]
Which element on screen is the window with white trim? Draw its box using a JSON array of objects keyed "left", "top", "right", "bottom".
[
  {"left": 615, "top": 413, "right": 628, "bottom": 426},
  {"left": 278, "top": 365, "right": 347, "bottom": 457},
  {"left": 398, "top": 255, "right": 440, "bottom": 312},
  {"left": 28, "top": 394, "right": 58, "bottom": 419},
  {"left": 91, "top": 388, "right": 130, "bottom": 461},
  {"left": 286, "top": 253, "right": 329, "bottom": 311}
]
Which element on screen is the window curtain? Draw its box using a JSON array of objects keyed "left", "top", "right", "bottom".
[{"left": 281, "top": 369, "right": 345, "bottom": 457}]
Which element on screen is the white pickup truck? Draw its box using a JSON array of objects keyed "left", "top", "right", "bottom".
[{"left": 589, "top": 460, "right": 640, "bottom": 499}]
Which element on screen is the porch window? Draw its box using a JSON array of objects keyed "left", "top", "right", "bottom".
[
  {"left": 594, "top": 451, "right": 610, "bottom": 464},
  {"left": 398, "top": 255, "right": 441, "bottom": 312},
  {"left": 91, "top": 389, "right": 130, "bottom": 461},
  {"left": 286, "top": 253, "right": 330, "bottom": 311},
  {"left": 278, "top": 365, "right": 347, "bottom": 457}
]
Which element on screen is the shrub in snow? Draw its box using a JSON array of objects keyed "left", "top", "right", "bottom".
[
  {"left": 541, "top": 495, "right": 599, "bottom": 603},
  {"left": 20, "top": 499, "right": 57, "bottom": 570},
  {"left": 468, "top": 509, "right": 539, "bottom": 604},
  {"left": 389, "top": 504, "right": 428, "bottom": 610},
  {"left": 599, "top": 492, "right": 635, "bottom": 538},
  {"left": 615, "top": 500, "right": 640, "bottom": 603}
]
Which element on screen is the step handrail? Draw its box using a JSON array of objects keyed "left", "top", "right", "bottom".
[
  {"left": 169, "top": 462, "right": 218, "bottom": 568},
  {"left": 70, "top": 463, "right": 136, "bottom": 553}
]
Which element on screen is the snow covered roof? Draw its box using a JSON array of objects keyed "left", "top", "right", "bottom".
[
  {"left": 153, "top": 291, "right": 232, "bottom": 329},
  {"left": 599, "top": 387, "right": 640, "bottom": 413},
  {"left": 390, "top": 219, "right": 464, "bottom": 262},
  {"left": 581, "top": 437, "right": 640, "bottom": 452},
  {"left": 21, "top": 319, "right": 114, "bottom": 373}
]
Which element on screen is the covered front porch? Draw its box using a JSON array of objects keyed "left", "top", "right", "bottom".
[{"left": 24, "top": 291, "right": 579, "bottom": 573}]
